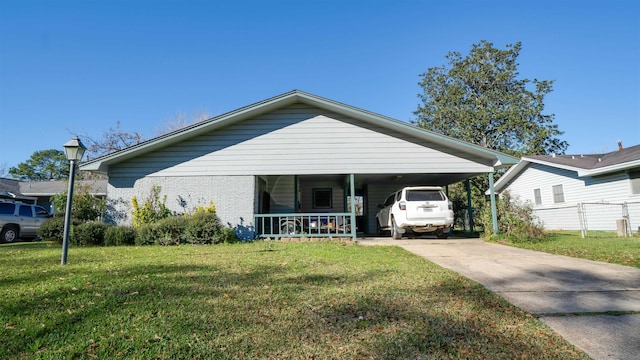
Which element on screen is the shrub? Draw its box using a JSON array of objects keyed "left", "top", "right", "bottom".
[
  {"left": 135, "top": 223, "right": 157, "bottom": 246},
  {"left": 51, "top": 183, "right": 106, "bottom": 222},
  {"left": 220, "top": 227, "right": 238, "bottom": 244},
  {"left": 131, "top": 185, "right": 172, "bottom": 228},
  {"left": 104, "top": 226, "right": 137, "bottom": 246},
  {"left": 154, "top": 216, "right": 189, "bottom": 245},
  {"left": 73, "top": 221, "right": 111, "bottom": 246},
  {"left": 184, "top": 212, "right": 223, "bottom": 244},
  {"left": 38, "top": 216, "right": 81, "bottom": 244},
  {"left": 479, "top": 191, "right": 545, "bottom": 243},
  {"left": 192, "top": 201, "right": 217, "bottom": 215}
]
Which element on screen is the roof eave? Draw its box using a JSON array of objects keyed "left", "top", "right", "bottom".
[{"left": 578, "top": 159, "right": 640, "bottom": 177}]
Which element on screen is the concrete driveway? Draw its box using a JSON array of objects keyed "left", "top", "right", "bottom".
[{"left": 358, "top": 237, "right": 640, "bottom": 360}]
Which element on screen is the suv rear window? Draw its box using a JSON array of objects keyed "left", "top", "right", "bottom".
[
  {"left": 0, "top": 203, "right": 15, "bottom": 215},
  {"left": 406, "top": 190, "right": 445, "bottom": 201}
]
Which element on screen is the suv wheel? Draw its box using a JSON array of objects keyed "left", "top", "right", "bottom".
[
  {"left": 391, "top": 218, "right": 402, "bottom": 240},
  {"left": 1, "top": 226, "right": 19, "bottom": 243},
  {"left": 435, "top": 229, "right": 449, "bottom": 239}
]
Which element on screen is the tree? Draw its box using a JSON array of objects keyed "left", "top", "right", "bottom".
[
  {"left": 78, "top": 120, "right": 144, "bottom": 161},
  {"left": 414, "top": 40, "right": 568, "bottom": 156},
  {"left": 155, "top": 111, "right": 211, "bottom": 136},
  {"left": 50, "top": 182, "right": 106, "bottom": 222},
  {"left": 9, "top": 149, "right": 68, "bottom": 181}
]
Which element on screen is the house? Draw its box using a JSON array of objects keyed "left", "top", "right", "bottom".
[
  {"left": 0, "top": 178, "right": 107, "bottom": 213},
  {"left": 493, "top": 142, "right": 640, "bottom": 232},
  {"left": 79, "top": 90, "right": 518, "bottom": 240}
]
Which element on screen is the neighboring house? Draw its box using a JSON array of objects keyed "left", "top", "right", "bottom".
[
  {"left": 493, "top": 142, "right": 640, "bottom": 232},
  {"left": 80, "top": 90, "right": 518, "bottom": 240},
  {"left": 0, "top": 178, "right": 107, "bottom": 212}
]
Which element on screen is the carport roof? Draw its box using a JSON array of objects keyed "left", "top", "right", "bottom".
[{"left": 80, "top": 90, "right": 518, "bottom": 174}]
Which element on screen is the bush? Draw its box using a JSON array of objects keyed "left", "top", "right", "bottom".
[
  {"left": 479, "top": 191, "right": 545, "bottom": 243},
  {"left": 220, "top": 227, "right": 238, "bottom": 244},
  {"left": 73, "top": 221, "right": 111, "bottom": 246},
  {"left": 135, "top": 223, "right": 157, "bottom": 246},
  {"left": 154, "top": 216, "right": 189, "bottom": 245},
  {"left": 184, "top": 212, "right": 223, "bottom": 244},
  {"left": 51, "top": 184, "right": 106, "bottom": 222},
  {"left": 104, "top": 226, "right": 137, "bottom": 246},
  {"left": 38, "top": 216, "right": 81, "bottom": 244},
  {"left": 131, "top": 185, "right": 172, "bottom": 228}
]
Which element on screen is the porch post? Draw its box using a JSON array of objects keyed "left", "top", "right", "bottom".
[
  {"left": 488, "top": 172, "right": 499, "bottom": 234},
  {"left": 466, "top": 179, "right": 474, "bottom": 234},
  {"left": 349, "top": 173, "right": 356, "bottom": 240}
]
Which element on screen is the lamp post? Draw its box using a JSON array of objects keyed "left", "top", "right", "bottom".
[{"left": 61, "top": 136, "right": 86, "bottom": 265}]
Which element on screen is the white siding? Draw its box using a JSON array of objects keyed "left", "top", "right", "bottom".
[
  {"left": 106, "top": 176, "right": 255, "bottom": 239},
  {"left": 109, "top": 104, "right": 491, "bottom": 178},
  {"left": 503, "top": 163, "right": 640, "bottom": 230}
]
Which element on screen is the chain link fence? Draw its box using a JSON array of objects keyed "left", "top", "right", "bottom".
[{"left": 533, "top": 202, "right": 640, "bottom": 237}]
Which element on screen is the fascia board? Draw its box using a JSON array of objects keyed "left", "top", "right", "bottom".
[
  {"left": 490, "top": 159, "right": 528, "bottom": 194},
  {"left": 578, "top": 159, "right": 640, "bottom": 177}
]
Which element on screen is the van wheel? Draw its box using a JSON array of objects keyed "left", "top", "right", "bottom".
[
  {"left": 1, "top": 226, "right": 19, "bottom": 243},
  {"left": 391, "top": 218, "right": 402, "bottom": 240}
]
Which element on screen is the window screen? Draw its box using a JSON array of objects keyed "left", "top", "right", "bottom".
[
  {"left": 630, "top": 171, "right": 640, "bottom": 195},
  {"left": 552, "top": 185, "right": 565, "bottom": 203},
  {"left": 534, "top": 188, "right": 542, "bottom": 205}
]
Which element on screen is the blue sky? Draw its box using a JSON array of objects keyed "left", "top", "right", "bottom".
[{"left": 1, "top": 0, "right": 639, "bottom": 172}]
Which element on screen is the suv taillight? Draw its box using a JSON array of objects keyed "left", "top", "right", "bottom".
[{"left": 399, "top": 201, "right": 406, "bottom": 210}]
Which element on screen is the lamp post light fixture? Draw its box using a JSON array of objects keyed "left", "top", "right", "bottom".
[{"left": 61, "top": 136, "right": 87, "bottom": 265}]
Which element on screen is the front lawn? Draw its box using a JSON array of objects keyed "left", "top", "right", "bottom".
[
  {"left": 502, "top": 231, "right": 640, "bottom": 268},
  {"left": 0, "top": 241, "right": 587, "bottom": 359}
]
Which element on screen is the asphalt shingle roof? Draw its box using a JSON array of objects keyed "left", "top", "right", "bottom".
[{"left": 525, "top": 144, "right": 640, "bottom": 170}]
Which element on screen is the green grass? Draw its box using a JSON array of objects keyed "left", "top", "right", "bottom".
[
  {"left": 1, "top": 241, "right": 588, "bottom": 359},
  {"left": 499, "top": 231, "right": 640, "bottom": 268}
]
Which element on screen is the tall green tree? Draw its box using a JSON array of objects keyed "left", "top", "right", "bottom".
[
  {"left": 414, "top": 40, "right": 568, "bottom": 156},
  {"left": 9, "top": 149, "right": 68, "bottom": 181}
]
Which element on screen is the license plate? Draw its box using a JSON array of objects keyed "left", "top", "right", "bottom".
[{"left": 421, "top": 208, "right": 433, "bottom": 212}]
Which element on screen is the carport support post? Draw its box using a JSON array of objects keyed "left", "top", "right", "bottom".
[
  {"left": 488, "top": 172, "right": 499, "bottom": 234},
  {"left": 466, "top": 179, "right": 474, "bottom": 234},
  {"left": 349, "top": 173, "right": 356, "bottom": 240}
]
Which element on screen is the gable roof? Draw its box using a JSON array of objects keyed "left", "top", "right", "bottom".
[
  {"left": 494, "top": 144, "right": 640, "bottom": 192},
  {"left": 80, "top": 90, "right": 518, "bottom": 174}
]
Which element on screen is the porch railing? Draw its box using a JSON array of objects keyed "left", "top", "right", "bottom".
[{"left": 254, "top": 213, "right": 354, "bottom": 239}]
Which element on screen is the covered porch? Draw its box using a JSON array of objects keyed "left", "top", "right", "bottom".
[{"left": 253, "top": 171, "right": 500, "bottom": 240}]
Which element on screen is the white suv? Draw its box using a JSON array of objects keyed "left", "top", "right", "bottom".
[{"left": 376, "top": 186, "right": 454, "bottom": 239}]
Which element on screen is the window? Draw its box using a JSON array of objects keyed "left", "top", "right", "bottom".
[
  {"left": 313, "top": 188, "right": 332, "bottom": 209},
  {"left": 19, "top": 205, "right": 32, "bottom": 217},
  {"left": 552, "top": 185, "right": 565, "bottom": 203},
  {"left": 406, "top": 190, "right": 445, "bottom": 201},
  {"left": 35, "top": 206, "right": 50, "bottom": 218},
  {"left": 533, "top": 188, "right": 542, "bottom": 205},
  {"left": 630, "top": 171, "right": 640, "bottom": 195},
  {"left": 347, "top": 196, "right": 364, "bottom": 216},
  {"left": 0, "top": 203, "right": 15, "bottom": 215},
  {"left": 383, "top": 194, "right": 395, "bottom": 207}
]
